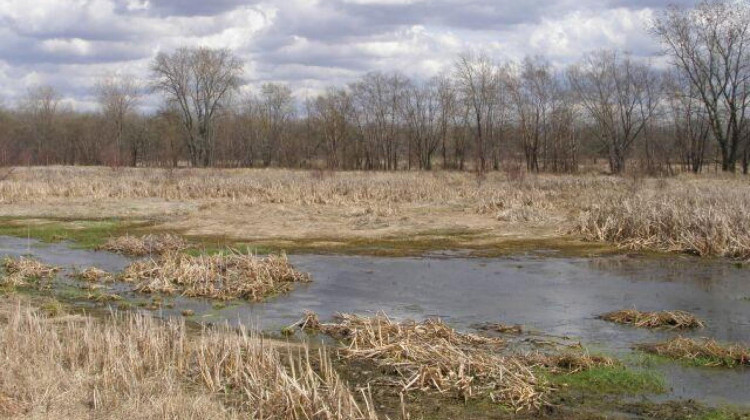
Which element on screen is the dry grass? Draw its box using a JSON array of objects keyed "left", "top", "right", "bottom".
[
  {"left": 0, "top": 301, "right": 378, "bottom": 419},
  {"left": 599, "top": 309, "right": 705, "bottom": 330},
  {"left": 636, "top": 337, "right": 750, "bottom": 367},
  {"left": 524, "top": 352, "right": 618, "bottom": 374},
  {"left": 121, "top": 251, "right": 311, "bottom": 301},
  {"left": 70, "top": 266, "right": 112, "bottom": 282},
  {"left": 298, "top": 311, "right": 545, "bottom": 412},
  {"left": 576, "top": 177, "right": 750, "bottom": 259},
  {"left": 1, "top": 257, "right": 59, "bottom": 286},
  {"left": 99, "top": 233, "right": 190, "bottom": 256},
  {"left": 0, "top": 167, "right": 748, "bottom": 258},
  {"left": 476, "top": 322, "right": 523, "bottom": 334}
]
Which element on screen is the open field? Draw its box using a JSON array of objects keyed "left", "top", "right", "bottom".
[{"left": 1, "top": 166, "right": 749, "bottom": 258}]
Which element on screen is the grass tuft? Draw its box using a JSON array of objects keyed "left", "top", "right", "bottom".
[
  {"left": 636, "top": 337, "right": 750, "bottom": 367},
  {"left": 98, "top": 233, "right": 189, "bottom": 256},
  {"left": 298, "top": 311, "right": 545, "bottom": 412},
  {"left": 599, "top": 309, "right": 705, "bottom": 330},
  {"left": 1, "top": 257, "right": 59, "bottom": 287},
  {"left": 547, "top": 366, "right": 665, "bottom": 395},
  {"left": 121, "top": 250, "right": 311, "bottom": 301}
]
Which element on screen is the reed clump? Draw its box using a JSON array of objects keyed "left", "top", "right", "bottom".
[
  {"left": 1, "top": 257, "right": 59, "bottom": 286},
  {"left": 298, "top": 311, "right": 545, "bottom": 412},
  {"left": 121, "top": 251, "right": 311, "bottom": 301},
  {"left": 524, "top": 352, "right": 618, "bottom": 374},
  {"left": 70, "top": 267, "right": 112, "bottom": 282},
  {"left": 599, "top": 309, "right": 705, "bottom": 330},
  {"left": 99, "top": 233, "right": 189, "bottom": 256},
  {"left": 476, "top": 322, "right": 523, "bottom": 334},
  {"left": 0, "top": 303, "right": 378, "bottom": 419},
  {"left": 576, "top": 180, "right": 750, "bottom": 259},
  {"left": 636, "top": 337, "right": 750, "bottom": 367}
]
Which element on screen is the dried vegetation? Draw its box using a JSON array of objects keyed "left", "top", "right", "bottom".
[
  {"left": 298, "top": 311, "right": 546, "bottom": 412},
  {"left": 636, "top": 337, "right": 750, "bottom": 367},
  {"left": 0, "top": 304, "right": 378, "bottom": 419},
  {"left": 599, "top": 309, "right": 705, "bottom": 330},
  {"left": 576, "top": 177, "right": 750, "bottom": 259},
  {"left": 70, "top": 267, "right": 112, "bottom": 282},
  {"left": 99, "top": 233, "right": 189, "bottom": 256},
  {"left": 121, "top": 251, "right": 311, "bottom": 301},
  {"left": 1, "top": 257, "right": 59, "bottom": 286}
]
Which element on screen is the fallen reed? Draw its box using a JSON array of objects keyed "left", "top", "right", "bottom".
[
  {"left": 1, "top": 257, "right": 59, "bottom": 286},
  {"left": 0, "top": 303, "right": 378, "bottom": 419},
  {"left": 636, "top": 337, "right": 750, "bottom": 367},
  {"left": 298, "top": 311, "right": 545, "bottom": 412},
  {"left": 121, "top": 251, "right": 311, "bottom": 301},
  {"left": 99, "top": 233, "right": 190, "bottom": 256},
  {"left": 70, "top": 267, "right": 112, "bottom": 282},
  {"left": 524, "top": 352, "right": 618, "bottom": 374},
  {"left": 599, "top": 309, "right": 705, "bottom": 330}
]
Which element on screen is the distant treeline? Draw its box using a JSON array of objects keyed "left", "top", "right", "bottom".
[{"left": 0, "top": 1, "right": 748, "bottom": 174}]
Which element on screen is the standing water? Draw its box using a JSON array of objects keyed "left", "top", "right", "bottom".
[{"left": 1, "top": 236, "right": 748, "bottom": 407}]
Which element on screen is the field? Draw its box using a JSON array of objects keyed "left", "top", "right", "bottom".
[{"left": 1, "top": 166, "right": 748, "bottom": 258}]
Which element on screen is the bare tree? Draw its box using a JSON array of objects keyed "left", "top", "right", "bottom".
[
  {"left": 507, "top": 56, "right": 562, "bottom": 172},
  {"left": 151, "top": 47, "right": 243, "bottom": 167},
  {"left": 22, "top": 85, "right": 61, "bottom": 164},
  {"left": 663, "top": 70, "right": 712, "bottom": 173},
  {"left": 95, "top": 74, "right": 140, "bottom": 166},
  {"left": 350, "top": 72, "right": 409, "bottom": 170},
  {"left": 454, "top": 52, "right": 503, "bottom": 172},
  {"left": 653, "top": 0, "right": 750, "bottom": 172},
  {"left": 258, "top": 83, "right": 295, "bottom": 166},
  {"left": 402, "top": 79, "right": 442, "bottom": 170},
  {"left": 568, "top": 51, "right": 661, "bottom": 174},
  {"left": 311, "top": 87, "right": 353, "bottom": 169}
]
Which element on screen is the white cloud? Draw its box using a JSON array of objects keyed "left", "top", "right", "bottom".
[{"left": 0, "top": 0, "right": 676, "bottom": 111}]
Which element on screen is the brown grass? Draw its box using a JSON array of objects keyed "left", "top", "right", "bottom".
[
  {"left": 636, "top": 337, "right": 750, "bottom": 367},
  {"left": 599, "top": 309, "right": 705, "bottom": 330},
  {"left": 524, "top": 352, "right": 618, "bottom": 374},
  {"left": 99, "top": 233, "right": 190, "bottom": 256},
  {"left": 70, "top": 266, "right": 112, "bottom": 282},
  {"left": 576, "top": 178, "right": 750, "bottom": 259},
  {"left": 476, "top": 322, "right": 523, "bottom": 334},
  {"left": 1, "top": 257, "right": 59, "bottom": 286},
  {"left": 0, "top": 167, "right": 748, "bottom": 258},
  {"left": 121, "top": 251, "right": 311, "bottom": 301},
  {"left": 298, "top": 311, "right": 545, "bottom": 412},
  {"left": 0, "top": 301, "right": 378, "bottom": 419}
]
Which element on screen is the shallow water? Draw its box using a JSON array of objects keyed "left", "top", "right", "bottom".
[{"left": 2, "top": 236, "right": 749, "bottom": 407}]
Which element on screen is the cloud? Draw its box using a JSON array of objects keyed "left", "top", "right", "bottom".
[{"left": 0, "top": 0, "right": 685, "bottom": 111}]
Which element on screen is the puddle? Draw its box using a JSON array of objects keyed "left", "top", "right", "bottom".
[{"left": 1, "top": 237, "right": 748, "bottom": 408}]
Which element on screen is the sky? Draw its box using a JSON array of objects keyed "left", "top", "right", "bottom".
[{"left": 0, "top": 0, "right": 696, "bottom": 111}]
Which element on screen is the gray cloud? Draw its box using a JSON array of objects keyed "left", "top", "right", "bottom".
[{"left": 0, "top": 0, "right": 692, "bottom": 110}]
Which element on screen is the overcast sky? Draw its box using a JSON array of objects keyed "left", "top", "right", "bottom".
[{"left": 0, "top": 0, "right": 695, "bottom": 111}]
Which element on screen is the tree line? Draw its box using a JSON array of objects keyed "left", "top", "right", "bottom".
[{"left": 0, "top": 0, "right": 748, "bottom": 174}]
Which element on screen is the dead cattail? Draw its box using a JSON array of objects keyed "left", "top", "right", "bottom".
[
  {"left": 299, "top": 311, "right": 546, "bottom": 412},
  {"left": 98, "top": 233, "right": 189, "bottom": 256},
  {"left": 599, "top": 309, "right": 705, "bottom": 330},
  {"left": 120, "top": 250, "right": 311, "bottom": 301},
  {"left": 0, "top": 303, "right": 379, "bottom": 419},
  {"left": 524, "top": 352, "right": 617, "bottom": 374},
  {"left": 1, "top": 257, "right": 59, "bottom": 286},
  {"left": 636, "top": 337, "right": 750, "bottom": 367},
  {"left": 69, "top": 267, "right": 112, "bottom": 283}
]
